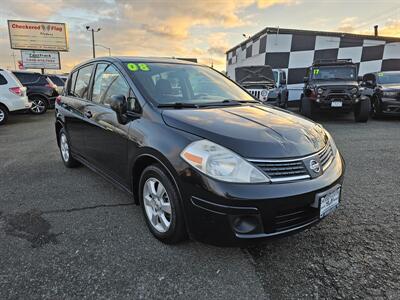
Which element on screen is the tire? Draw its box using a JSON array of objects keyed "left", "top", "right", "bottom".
[
  {"left": 0, "top": 105, "right": 9, "bottom": 125},
  {"left": 59, "top": 128, "right": 81, "bottom": 168},
  {"left": 139, "top": 164, "right": 187, "bottom": 244},
  {"left": 354, "top": 97, "right": 370, "bottom": 123},
  {"left": 301, "top": 97, "right": 314, "bottom": 119},
  {"left": 30, "top": 96, "right": 48, "bottom": 115},
  {"left": 371, "top": 96, "right": 383, "bottom": 119}
]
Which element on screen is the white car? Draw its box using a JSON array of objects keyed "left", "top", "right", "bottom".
[{"left": 0, "top": 69, "right": 31, "bottom": 125}]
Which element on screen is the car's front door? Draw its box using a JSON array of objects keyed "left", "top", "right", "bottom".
[{"left": 83, "top": 63, "right": 133, "bottom": 187}]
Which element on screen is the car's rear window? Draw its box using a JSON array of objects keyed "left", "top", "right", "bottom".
[
  {"left": 0, "top": 74, "right": 7, "bottom": 85},
  {"left": 49, "top": 75, "right": 65, "bottom": 86}
]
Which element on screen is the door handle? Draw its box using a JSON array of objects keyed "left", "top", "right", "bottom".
[{"left": 84, "top": 111, "right": 92, "bottom": 118}]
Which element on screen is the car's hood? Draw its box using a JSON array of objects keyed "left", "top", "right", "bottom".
[
  {"left": 162, "top": 104, "right": 328, "bottom": 159},
  {"left": 235, "top": 66, "right": 275, "bottom": 85},
  {"left": 380, "top": 83, "right": 400, "bottom": 90}
]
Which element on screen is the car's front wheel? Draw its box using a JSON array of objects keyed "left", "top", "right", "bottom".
[
  {"left": 354, "top": 97, "right": 370, "bottom": 123},
  {"left": 371, "top": 97, "right": 383, "bottom": 119},
  {"left": 30, "top": 96, "right": 47, "bottom": 114},
  {"left": 59, "top": 128, "right": 81, "bottom": 168},
  {"left": 301, "top": 97, "right": 314, "bottom": 118},
  {"left": 0, "top": 105, "right": 9, "bottom": 125},
  {"left": 139, "top": 164, "right": 187, "bottom": 244}
]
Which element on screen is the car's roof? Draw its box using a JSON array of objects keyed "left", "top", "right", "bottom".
[
  {"left": 12, "top": 71, "right": 43, "bottom": 75},
  {"left": 72, "top": 56, "right": 201, "bottom": 71},
  {"left": 371, "top": 71, "right": 400, "bottom": 75}
]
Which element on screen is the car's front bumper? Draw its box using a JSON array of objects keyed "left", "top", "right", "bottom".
[
  {"left": 178, "top": 153, "right": 345, "bottom": 246},
  {"left": 381, "top": 97, "right": 400, "bottom": 114}
]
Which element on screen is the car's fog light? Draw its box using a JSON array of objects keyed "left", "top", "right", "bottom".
[{"left": 232, "top": 215, "right": 261, "bottom": 234}]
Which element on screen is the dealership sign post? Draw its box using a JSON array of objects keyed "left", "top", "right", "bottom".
[
  {"left": 8, "top": 20, "right": 68, "bottom": 51},
  {"left": 7, "top": 20, "right": 68, "bottom": 73},
  {"left": 21, "top": 50, "right": 61, "bottom": 70}
]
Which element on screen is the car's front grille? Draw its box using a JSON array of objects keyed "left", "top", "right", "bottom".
[
  {"left": 247, "top": 89, "right": 261, "bottom": 99},
  {"left": 319, "top": 143, "right": 334, "bottom": 171},
  {"left": 273, "top": 205, "right": 319, "bottom": 232},
  {"left": 249, "top": 160, "right": 310, "bottom": 183},
  {"left": 248, "top": 143, "right": 335, "bottom": 183},
  {"left": 330, "top": 89, "right": 346, "bottom": 93}
]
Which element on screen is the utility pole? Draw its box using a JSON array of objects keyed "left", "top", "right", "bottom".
[
  {"left": 86, "top": 26, "right": 101, "bottom": 58},
  {"left": 10, "top": 52, "right": 17, "bottom": 70}
]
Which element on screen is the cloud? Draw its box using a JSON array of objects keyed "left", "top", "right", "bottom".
[
  {"left": 336, "top": 17, "right": 400, "bottom": 37},
  {"left": 0, "top": 0, "right": 301, "bottom": 72}
]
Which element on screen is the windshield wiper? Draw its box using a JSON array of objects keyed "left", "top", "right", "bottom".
[
  {"left": 221, "top": 99, "right": 260, "bottom": 104},
  {"left": 157, "top": 102, "right": 199, "bottom": 109}
]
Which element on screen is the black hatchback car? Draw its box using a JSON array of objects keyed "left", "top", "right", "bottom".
[
  {"left": 361, "top": 71, "right": 400, "bottom": 117},
  {"left": 55, "top": 57, "right": 345, "bottom": 246}
]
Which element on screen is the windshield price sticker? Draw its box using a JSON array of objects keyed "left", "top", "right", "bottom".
[
  {"left": 127, "top": 63, "right": 150, "bottom": 72},
  {"left": 378, "top": 72, "right": 384, "bottom": 77},
  {"left": 313, "top": 69, "right": 320, "bottom": 75}
]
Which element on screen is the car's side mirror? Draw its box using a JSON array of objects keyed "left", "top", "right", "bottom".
[
  {"left": 303, "top": 76, "right": 309, "bottom": 83},
  {"left": 110, "top": 94, "right": 128, "bottom": 124}
]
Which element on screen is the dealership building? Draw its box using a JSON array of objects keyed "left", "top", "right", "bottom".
[{"left": 226, "top": 27, "right": 400, "bottom": 101}]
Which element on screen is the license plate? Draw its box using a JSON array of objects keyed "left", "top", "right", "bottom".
[
  {"left": 317, "top": 186, "right": 341, "bottom": 218},
  {"left": 331, "top": 101, "right": 343, "bottom": 107}
]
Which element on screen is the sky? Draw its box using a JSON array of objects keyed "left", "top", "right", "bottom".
[{"left": 1, "top": 0, "right": 400, "bottom": 73}]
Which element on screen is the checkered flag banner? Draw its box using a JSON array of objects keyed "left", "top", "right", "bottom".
[{"left": 226, "top": 28, "right": 400, "bottom": 101}]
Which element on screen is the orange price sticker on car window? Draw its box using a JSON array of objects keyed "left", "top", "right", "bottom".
[{"left": 127, "top": 63, "right": 150, "bottom": 72}]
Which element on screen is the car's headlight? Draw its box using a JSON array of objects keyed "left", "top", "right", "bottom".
[
  {"left": 260, "top": 89, "right": 268, "bottom": 97},
  {"left": 180, "top": 140, "right": 270, "bottom": 183},
  {"left": 317, "top": 87, "right": 324, "bottom": 94},
  {"left": 351, "top": 87, "right": 358, "bottom": 94}
]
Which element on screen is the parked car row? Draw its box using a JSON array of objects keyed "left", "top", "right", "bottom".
[
  {"left": 236, "top": 59, "right": 400, "bottom": 123},
  {"left": 0, "top": 70, "right": 66, "bottom": 125}
]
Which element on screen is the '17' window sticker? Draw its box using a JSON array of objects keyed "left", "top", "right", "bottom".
[{"left": 127, "top": 63, "right": 150, "bottom": 72}]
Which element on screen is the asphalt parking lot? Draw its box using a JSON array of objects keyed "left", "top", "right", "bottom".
[{"left": 1, "top": 110, "right": 399, "bottom": 299}]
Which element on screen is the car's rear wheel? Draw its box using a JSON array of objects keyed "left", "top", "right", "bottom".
[
  {"left": 354, "top": 97, "right": 370, "bottom": 123},
  {"left": 59, "top": 128, "right": 81, "bottom": 168},
  {"left": 139, "top": 164, "right": 187, "bottom": 244},
  {"left": 0, "top": 105, "right": 9, "bottom": 125},
  {"left": 301, "top": 97, "right": 314, "bottom": 118},
  {"left": 30, "top": 96, "right": 47, "bottom": 114}
]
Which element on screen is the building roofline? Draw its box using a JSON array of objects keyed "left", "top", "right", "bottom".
[{"left": 226, "top": 27, "right": 400, "bottom": 54}]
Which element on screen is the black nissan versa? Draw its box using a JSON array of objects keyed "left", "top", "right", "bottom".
[{"left": 55, "top": 57, "right": 345, "bottom": 246}]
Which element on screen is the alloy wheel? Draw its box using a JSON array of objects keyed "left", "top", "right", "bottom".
[
  {"left": 31, "top": 99, "right": 46, "bottom": 114},
  {"left": 60, "top": 133, "right": 70, "bottom": 162},
  {"left": 143, "top": 178, "right": 172, "bottom": 233},
  {"left": 0, "top": 109, "right": 4, "bottom": 123}
]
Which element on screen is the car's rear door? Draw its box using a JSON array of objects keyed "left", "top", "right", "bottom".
[
  {"left": 83, "top": 62, "right": 132, "bottom": 187},
  {"left": 62, "top": 64, "right": 94, "bottom": 157}
]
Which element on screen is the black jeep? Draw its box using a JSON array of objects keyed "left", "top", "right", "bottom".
[
  {"left": 301, "top": 59, "right": 370, "bottom": 122},
  {"left": 235, "top": 65, "right": 288, "bottom": 108}
]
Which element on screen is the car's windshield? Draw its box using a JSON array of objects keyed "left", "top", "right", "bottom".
[
  {"left": 376, "top": 72, "right": 400, "bottom": 84},
  {"left": 124, "top": 62, "right": 256, "bottom": 105},
  {"left": 273, "top": 70, "right": 278, "bottom": 83},
  {"left": 311, "top": 66, "right": 357, "bottom": 81}
]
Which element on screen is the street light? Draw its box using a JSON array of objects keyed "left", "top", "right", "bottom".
[
  {"left": 95, "top": 44, "right": 111, "bottom": 56},
  {"left": 86, "top": 26, "right": 101, "bottom": 58}
]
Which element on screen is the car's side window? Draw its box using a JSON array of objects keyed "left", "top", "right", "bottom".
[
  {"left": 91, "top": 63, "right": 109, "bottom": 103},
  {"left": 68, "top": 71, "right": 78, "bottom": 96},
  {"left": 74, "top": 64, "right": 94, "bottom": 99},
  {"left": 91, "top": 64, "right": 130, "bottom": 107},
  {"left": 0, "top": 74, "right": 7, "bottom": 85}
]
